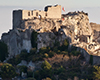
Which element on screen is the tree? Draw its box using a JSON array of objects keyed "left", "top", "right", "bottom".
[
  {"left": 41, "top": 60, "right": 52, "bottom": 71},
  {"left": 31, "top": 30, "right": 38, "bottom": 48},
  {"left": 93, "top": 66, "right": 100, "bottom": 79},
  {"left": 89, "top": 55, "right": 93, "bottom": 65},
  {"left": 34, "top": 60, "right": 52, "bottom": 79},
  {"left": 17, "top": 65, "right": 27, "bottom": 73},
  {"left": 0, "top": 41, "right": 8, "bottom": 62},
  {"left": 42, "top": 77, "right": 52, "bottom": 80},
  {"left": 0, "top": 63, "right": 16, "bottom": 79}
]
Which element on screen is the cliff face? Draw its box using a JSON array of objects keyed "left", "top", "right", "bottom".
[{"left": 1, "top": 11, "right": 100, "bottom": 57}]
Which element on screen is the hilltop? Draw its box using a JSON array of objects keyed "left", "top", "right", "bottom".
[{"left": 1, "top": 5, "right": 100, "bottom": 80}]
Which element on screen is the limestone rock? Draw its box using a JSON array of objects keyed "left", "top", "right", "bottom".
[{"left": 1, "top": 11, "right": 100, "bottom": 58}]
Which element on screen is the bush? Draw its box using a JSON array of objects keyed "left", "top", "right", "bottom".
[
  {"left": 89, "top": 55, "right": 93, "bottom": 65},
  {"left": 27, "top": 71, "right": 33, "bottom": 77},
  {"left": 58, "top": 39, "right": 69, "bottom": 51},
  {"left": 60, "top": 51, "right": 68, "bottom": 55},
  {"left": 44, "top": 53, "right": 49, "bottom": 58},
  {"left": 48, "top": 51, "right": 55, "bottom": 58},
  {"left": 25, "top": 78, "right": 36, "bottom": 80},
  {"left": 17, "top": 65, "right": 27, "bottom": 73},
  {"left": 20, "top": 49, "right": 28, "bottom": 60},
  {"left": 63, "top": 39, "right": 69, "bottom": 46},
  {"left": 54, "top": 41, "right": 60, "bottom": 47},
  {"left": 54, "top": 66, "right": 65, "bottom": 75},
  {"left": 69, "top": 51, "right": 81, "bottom": 56},
  {"left": 0, "top": 63, "right": 16, "bottom": 79},
  {"left": 30, "top": 48, "right": 37, "bottom": 54},
  {"left": 0, "top": 41, "right": 9, "bottom": 62},
  {"left": 34, "top": 70, "right": 40, "bottom": 80},
  {"left": 39, "top": 47, "right": 49, "bottom": 54},
  {"left": 41, "top": 60, "right": 52, "bottom": 71},
  {"left": 93, "top": 66, "right": 100, "bottom": 79},
  {"left": 42, "top": 77, "right": 52, "bottom": 80}
]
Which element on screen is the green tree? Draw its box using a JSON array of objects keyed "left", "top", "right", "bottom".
[
  {"left": 42, "top": 77, "right": 52, "bottom": 80},
  {"left": 31, "top": 30, "right": 38, "bottom": 48},
  {"left": 27, "top": 71, "right": 33, "bottom": 77},
  {"left": 17, "top": 65, "right": 27, "bottom": 73},
  {"left": 34, "top": 60, "right": 53, "bottom": 79},
  {"left": 41, "top": 60, "right": 52, "bottom": 71},
  {"left": 89, "top": 55, "right": 93, "bottom": 65},
  {"left": 0, "top": 41, "right": 8, "bottom": 62},
  {"left": 25, "top": 78, "right": 36, "bottom": 80},
  {"left": 93, "top": 66, "right": 100, "bottom": 79},
  {"left": 0, "top": 63, "right": 16, "bottom": 79}
]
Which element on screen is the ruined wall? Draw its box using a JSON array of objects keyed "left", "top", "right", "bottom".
[
  {"left": 13, "top": 5, "right": 61, "bottom": 29},
  {"left": 13, "top": 10, "right": 22, "bottom": 29},
  {"left": 46, "top": 5, "right": 61, "bottom": 18}
]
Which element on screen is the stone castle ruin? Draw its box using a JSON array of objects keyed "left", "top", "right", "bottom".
[
  {"left": 13, "top": 5, "right": 61, "bottom": 29},
  {"left": 1, "top": 4, "right": 100, "bottom": 60}
]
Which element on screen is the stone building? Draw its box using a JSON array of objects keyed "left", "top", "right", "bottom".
[{"left": 13, "top": 5, "right": 61, "bottom": 29}]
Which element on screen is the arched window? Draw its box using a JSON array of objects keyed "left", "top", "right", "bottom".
[
  {"left": 28, "top": 12, "right": 30, "bottom": 16},
  {"left": 31, "top": 11, "right": 33, "bottom": 15},
  {"left": 36, "top": 12, "right": 38, "bottom": 16}
]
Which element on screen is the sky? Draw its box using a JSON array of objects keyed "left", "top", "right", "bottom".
[{"left": 0, "top": 0, "right": 100, "bottom": 38}]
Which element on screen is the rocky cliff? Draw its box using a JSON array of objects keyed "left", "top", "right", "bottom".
[{"left": 1, "top": 11, "right": 100, "bottom": 58}]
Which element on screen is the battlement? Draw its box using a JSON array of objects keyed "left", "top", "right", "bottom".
[{"left": 13, "top": 5, "right": 61, "bottom": 29}]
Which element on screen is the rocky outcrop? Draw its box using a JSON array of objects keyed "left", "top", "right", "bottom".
[
  {"left": 1, "top": 11, "right": 100, "bottom": 58},
  {"left": 17, "top": 60, "right": 43, "bottom": 71}
]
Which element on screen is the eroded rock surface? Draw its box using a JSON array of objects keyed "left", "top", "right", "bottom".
[{"left": 1, "top": 11, "right": 100, "bottom": 58}]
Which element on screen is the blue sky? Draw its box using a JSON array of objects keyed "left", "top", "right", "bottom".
[{"left": 0, "top": 0, "right": 100, "bottom": 38}]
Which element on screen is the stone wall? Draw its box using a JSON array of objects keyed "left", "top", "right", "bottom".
[
  {"left": 13, "top": 10, "right": 22, "bottom": 29},
  {"left": 13, "top": 5, "right": 61, "bottom": 29},
  {"left": 46, "top": 5, "right": 61, "bottom": 18}
]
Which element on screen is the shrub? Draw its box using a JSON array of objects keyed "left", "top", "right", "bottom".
[
  {"left": 42, "top": 77, "right": 52, "bottom": 80},
  {"left": 0, "top": 63, "right": 16, "bottom": 79},
  {"left": 57, "top": 50, "right": 61, "bottom": 54},
  {"left": 17, "top": 65, "right": 27, "bottom": 73},
  {"left": 20, "top": 50, "right": 28, "bottom": 61},
  {"left": 15, "top": 55, "right": 21, "bottom": 65},
  {"left": 54, "top": 66, "right": 65, "bottom": 75},
  {"left": 69, "top": 51, "right": 81, "bottom": 56},
  {"left": 54, "top": 41, "right": 60, "bottom": 47},
  {"left": 61, "top": 51, "right": 68, "bottom": 55},
  {"left": 63, "top": 39, "right": 69, "bottom": 47},
  {"left": 93, "top": 66, "right": 100, "bottom": 79},
  {"left": 41, "top": 60, "right": 52, "bottom": 71},
  {"left": 30, "top": 48, "right": 37, "bottom": 54},
  {"left": 34, "top": 70, "right": 40, "bottom": 80},
  {"left": 58, "top": 39, "right": 69, "bottom": 51},
  {"left": 25, "top": 78, "right": 36, "bottom": 80},
  {"left": 48, "top": 51, "right": 55, "bottom": 58},
  {"left": 27, "top": 71, "right": 33, "bottom": 77},
  {"left": 44, "top": 53, "right": 49, "bottom": 58},
  {"left": 39, "top": 47, "right": 49, "bottom": 54}
]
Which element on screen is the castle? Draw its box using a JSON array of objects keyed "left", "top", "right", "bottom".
[
  {"left": 13, "top": 5, "right": 61, "bottom": 29},
  {"left": 2, "top": 4, "right": 100, "bottom": 64}
]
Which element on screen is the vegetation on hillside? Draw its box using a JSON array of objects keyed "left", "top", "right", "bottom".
[
  {"left": 0, "top": 37, "right": 100, "bottom": 80},
  {"left": 0, "top": 63, "right": 16, "bottom": 79}
]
